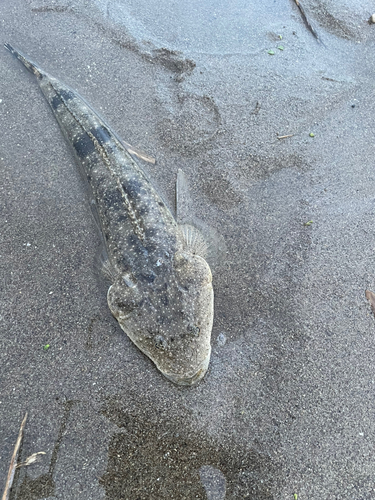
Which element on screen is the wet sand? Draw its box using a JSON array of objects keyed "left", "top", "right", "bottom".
[{"left": 1, "top": 0, "right": 375, "bottom": 498}]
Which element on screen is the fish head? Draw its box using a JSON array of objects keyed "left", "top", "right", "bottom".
[{"left": 107, "top": 250, "right": 213, "bottom": 385}]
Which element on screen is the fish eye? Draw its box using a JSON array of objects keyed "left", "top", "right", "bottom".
[
  {"left": 154, "top": 335, "right": 167, "bottom": 349},
  {"left": 187, "top": 324, "right": 200, "bottom": 337},
  {"left": 115, "top": 299, "right": 136, "bottom": 316}
]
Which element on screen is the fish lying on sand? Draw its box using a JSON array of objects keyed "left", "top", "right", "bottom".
[{"left": 5, "top": 43, "right": 214, "bottom": 385}]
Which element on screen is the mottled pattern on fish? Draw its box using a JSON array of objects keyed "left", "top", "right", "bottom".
[{"left": 5, "top": 43, "right": 213, "bottom": 385}]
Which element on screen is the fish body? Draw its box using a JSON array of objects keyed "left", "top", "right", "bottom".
[{"left": 5, "top": 43, "right": 213, "bottom": 385}]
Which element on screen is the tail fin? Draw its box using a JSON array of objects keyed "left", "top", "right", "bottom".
[{"left": 4, "top": 43, "right": 43, "bottom": 78}]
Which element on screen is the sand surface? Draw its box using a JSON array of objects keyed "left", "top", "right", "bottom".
[{"left": 1, "top": 0, "right": 375, "bottom": 498}]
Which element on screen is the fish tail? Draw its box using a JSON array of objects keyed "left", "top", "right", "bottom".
[{"left": 4, "top": 43, "right": 42, "bottom": 78}]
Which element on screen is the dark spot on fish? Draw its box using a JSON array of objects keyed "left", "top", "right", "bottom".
[
  {"left": 161, "top": 294, "right": 169, "bottom": 306},
  {"left": 86, "top": 156, "right": 99, "bottom": 171},
  {"left": 158, "top": 201, "right": 164, "bottom": 207},
  {"left": 59, "top": 89, "right": 75, "bottom": 101},
  {"left": 128, "top": 233, "right": 139, "bottom": 247},
  {"left": 116, "top": 300, "right": 136, "bottom": 315},
  {"left": 140, "top": 272, "right": 156, "bottom": 283},
  {"left": 90, "top": 126, "right": 111, "bottom": 145},
  {"left": 122, "top": 178, "right": 142, "bottom": 200},
  {"left": 138, "top": 206, "right": 148, "bottom": 217},
  {"left": 145, "top": 227, "right": 156, "bottom": 238},
  {"left": 157, "top": 315, "right": 168, "bottom": 326},
  {"left": 103, "top": 188, "right": 123, "bottom": 207},
  {"left": 140, "top": 246, "right": 149, "bottom": 258},
  {"left": 127, "top": 234, "right": 148, "bottom": 256},
  {"left": 145, "top": 242, "right": 157, "bottom": 255},
  {"left": 73, "top": 133, "right": 96, "bottom": 158},
  {"left": 154, "top": 282, "right": 167, "bottom": 292},
  {"left": 51, "top": 95, "right": 61, "bottom": 110}
]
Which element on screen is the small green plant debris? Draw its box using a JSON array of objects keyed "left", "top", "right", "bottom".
[
  {"left": 279, "top": 34, "right": 283, "bottom": 39},
  {"left": 268, "top": 49, "right": 275, "bottom": 55},
  {"left": 43, "top": 344, "right": 50, "bottom": 350},
  {"left": 309, "top": 132, "right": 315, "bottom": 137},
  {"left": 304, "top": 220, "right": 313, "bottom": 226},
  {"left": 277, "top": 45, "right": 284, "bottom": 50},
  {"left": 294, "top": 495, "right": 298, "bottom": 500}
]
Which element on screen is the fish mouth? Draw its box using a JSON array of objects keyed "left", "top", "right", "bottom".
[{"left": 161, "top": 347, "right": 211, "bottom": 386}]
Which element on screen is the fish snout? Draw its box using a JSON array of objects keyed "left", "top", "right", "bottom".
[{"left": 161, "top": 346, "right": 211, "bottom": 386}]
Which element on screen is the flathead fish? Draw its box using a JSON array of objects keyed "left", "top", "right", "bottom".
[{"left": 5, "top": 43, "right": 214, "bottom": 385}]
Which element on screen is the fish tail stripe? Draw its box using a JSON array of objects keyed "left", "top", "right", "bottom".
[{"left": 4, "top": 43, "right": 42, "bottom": 78}]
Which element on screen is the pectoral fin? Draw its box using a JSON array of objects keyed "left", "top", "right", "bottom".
[
  {"left": 178, "top": 223, "right": 209, "bottom": 258},
  {"left": 94, "top": 243, "right": 117, "bottom": 283}
]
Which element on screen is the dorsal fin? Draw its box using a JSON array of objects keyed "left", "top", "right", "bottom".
[
  {"left": 176, "top": 169, "right": 226, "bottom": 266},
  {"left": 176, "top": 169, "right": 192, "bottom": 224}
]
